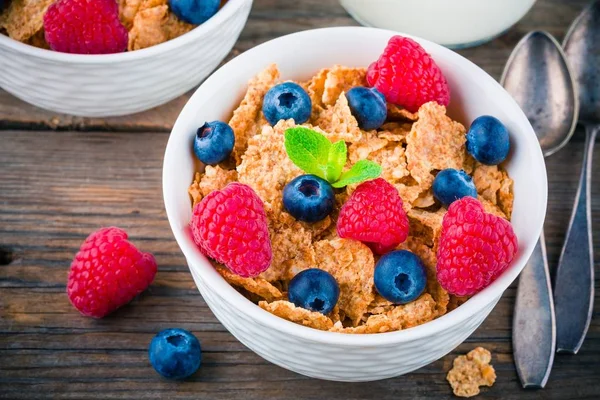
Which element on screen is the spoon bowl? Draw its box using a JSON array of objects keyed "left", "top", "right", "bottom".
[
  {"left": 501, "top": 31, "right": 578, "bottom": 156},
  {"left": 564, "top": 1, "right": 600, "bottom": 123}
]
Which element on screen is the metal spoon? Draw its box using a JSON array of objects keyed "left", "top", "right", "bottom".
[
  {"left": 501, "top": 31, "right": 578, "bottom": 388},
  {"left": 554, "top": 0, "right": 600, "bottom": 354}
]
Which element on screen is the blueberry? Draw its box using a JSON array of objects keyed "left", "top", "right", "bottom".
[
  {"left": 346, "top": 86, "right": 387, "bottom": 130},
  {"left": 169, "top": 0, "right": 220, "bottom": 25},
  {"left": 288, "top": 269, "right": 340, "bottom": 314},
  {"left": 466, "top": 115, "right": 510, "bottom": 165},
  {"left": 433, "top": 168, "right": 477, "bottom": 207},
  {"left": 193, "top": 121, "right": 234, "bottom": 165},
  {"left": 374, "top": 250, "right": 427, "bottom": 304},
  {"left": 262, "top": 82, "right": 312, "bottom": 125},
  {"left": 283, "top": 174, "right": 334, "bottom": 222},
  {"left": 149, "top": 328, "right": 201, "bottom": 380}
]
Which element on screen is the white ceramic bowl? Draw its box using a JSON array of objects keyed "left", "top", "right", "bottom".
[
  {"left": 163, "top": 27, "right": 547, "bottom": 382},
  {"left": 0, "top": 0, "right": 252, "bottom": 117},
  {"left": 340, "top": 0, "right": 537, "bottom": 48}
]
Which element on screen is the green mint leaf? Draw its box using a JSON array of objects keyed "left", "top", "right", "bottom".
[
  {"left": 284, "top": 127, "right": 331, "bottom": 179},
  {"left": 325, "top": 140, "right": 347, "bottom": 182},
  {"left": 332, "top": 159, "right": 382, "bottom": 188}
]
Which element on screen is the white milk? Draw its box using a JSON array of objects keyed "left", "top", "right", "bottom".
[{"left": 340, "top": 0, "right": 537, "bottom": 48}]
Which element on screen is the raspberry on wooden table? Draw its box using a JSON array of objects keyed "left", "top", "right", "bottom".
[
  {"left": 367, "top": 35, "right": 450, "bottom": 112},
  {"left": 43, "top": 0, "right": 128, "bottom": 54},
  {"left": 436, "top": 197, "right": 518, "bottom": 296},
  {"left": 337, "top": 178, "right": 409, "bottom": 254},
  {"left": 67, "top": 227, "right": 157, "bottom": 318},
  {"left": 191, "top": 183, "right": 272, "bottom": 278}
]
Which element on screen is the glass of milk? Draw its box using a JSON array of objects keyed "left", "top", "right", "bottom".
[{"left": 339, "top": 0, "right": 537, "bottom": 48}]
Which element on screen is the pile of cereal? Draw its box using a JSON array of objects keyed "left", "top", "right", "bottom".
[
  {"left": 447, "top": 347, "right": 497, "bottom": 397},
  {"left": 187, "top": 35, "right": 518, "bottom": 334},
  {"left": 0, "top": 0, "right": 225, "bottom": 53}
]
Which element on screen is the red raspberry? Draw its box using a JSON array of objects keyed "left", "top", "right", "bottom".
[
  {"left": 367, "top": 35, "right": 450, "bottom": 112},
  {"left": 44, "top": 0, "right": 128, "bottom": 54},
  {"left": 191, "top": 183, "right": 272, "bottom": 278},
  {"left": 337, "top": 178, "right": 409, "bottom": 254},
  {"left": 436, "top": 197, "right": 518, "bottom": 296},
  {"left": 67, "top": 227, "right": 157, "bottom": 318}
]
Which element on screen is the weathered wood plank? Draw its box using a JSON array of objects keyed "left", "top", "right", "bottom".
[
  {"left": 0, "top": 128, "right": 598, "bottom": 398},
  {"left": 0, "top": 0, "right": 590, "bottom": 131}
]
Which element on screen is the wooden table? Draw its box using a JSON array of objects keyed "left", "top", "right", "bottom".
[{"left": 1, "top": 1, "right": 598, "bottom": 398}]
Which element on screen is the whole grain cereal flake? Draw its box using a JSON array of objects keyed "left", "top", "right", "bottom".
[
  {"left": 347, "top": 132, "right": 409, "bottom": 184},
  {"left": 386, "top": 103, "right": 418, "bottom": 122},
  {"left": 0, "top": 0, "right": 55, "bottom": 42},
  {"left": 260, "top": 212, "right": 316, "bottom": 282},
  {"left": 473, "top": 162, "right": 514, "bottom": 219},
  {"left": 215, "top": 264, "right": 283, "bottom": 302},
  {"left": 313, "top": 93, "right": 363, "bottom": 143},
  {"left": 447, "top": 295, "right": 470, "bottom": 312},
  {"left": 447, "top": 347, "right": 496, "bottom": 397},
  {"left": 305, "top": 67, "right": 329, "bottom": 110},
  {"left": 188, "top": 166, "right": 238, "bottom": 207},
  {"left": 405, "top": 102, "right": 467, "bottom": 192},
  {"left": 127, "top": 0, "right": 195, "bottom": 51},
  {"left": 229, "top": 64, "right": 281, "bottom": 163},
  {"left": 314, "top": 238, "right": 375, "bottom": 326},
  {"left": 236, "top": 119, "right": 301, "bottom": 210},
  {"left": 378, "top": 122, "right": 412, "bottom": 143},
  {"left": 321, "top": 65, "right": 367, "bottom": 106},
  {"left": 332, "top": 293, "right": 436, "bottom": 334},
  {"left": 478, "top": 196, "right": 507, "bottom": 220},
  {"left": 406, "top": 208, "right": 445, "bottom": 247},
  {"left": 258, "top": 300, "right": 334, "bottom": 331}
]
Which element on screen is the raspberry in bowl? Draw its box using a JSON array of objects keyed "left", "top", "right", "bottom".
[
  {"left": 0, "top": 0, "right": 251, "bottom": 116},
  {"left": 163, "top": 27, "right": 546, "bottom": 381}
]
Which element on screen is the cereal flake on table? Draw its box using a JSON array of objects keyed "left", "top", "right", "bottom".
[{"left": 447, "top": 347, "right": 496, "bottom": 397}]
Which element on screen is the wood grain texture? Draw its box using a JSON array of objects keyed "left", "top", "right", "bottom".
[
  {"left": 1, "top": 0, "right": 600, "bottom": 398},
  {"left": 0, "top": 126, "right": 599, "bottom": 399},
  {"left": 0, "top": 0, "right": 591, "bottom": 131}
]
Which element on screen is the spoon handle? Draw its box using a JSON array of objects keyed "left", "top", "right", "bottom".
[
  {"left": 554, "top": 124, "right": 597, "bottom": 354},
  {"left": 513, "top": 233, "right": 556, "bottom": 388}
]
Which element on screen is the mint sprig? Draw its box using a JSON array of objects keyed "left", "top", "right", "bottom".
[{"left": 284, "top": 127, "right": 382, "bottom": 188}]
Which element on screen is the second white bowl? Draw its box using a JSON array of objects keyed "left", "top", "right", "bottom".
[
  {"left": 163, "top": 27, "right": 547, "bottom": 381},
  {"left": 0, "top": 0, "right": 252, "bottom": 117}
]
